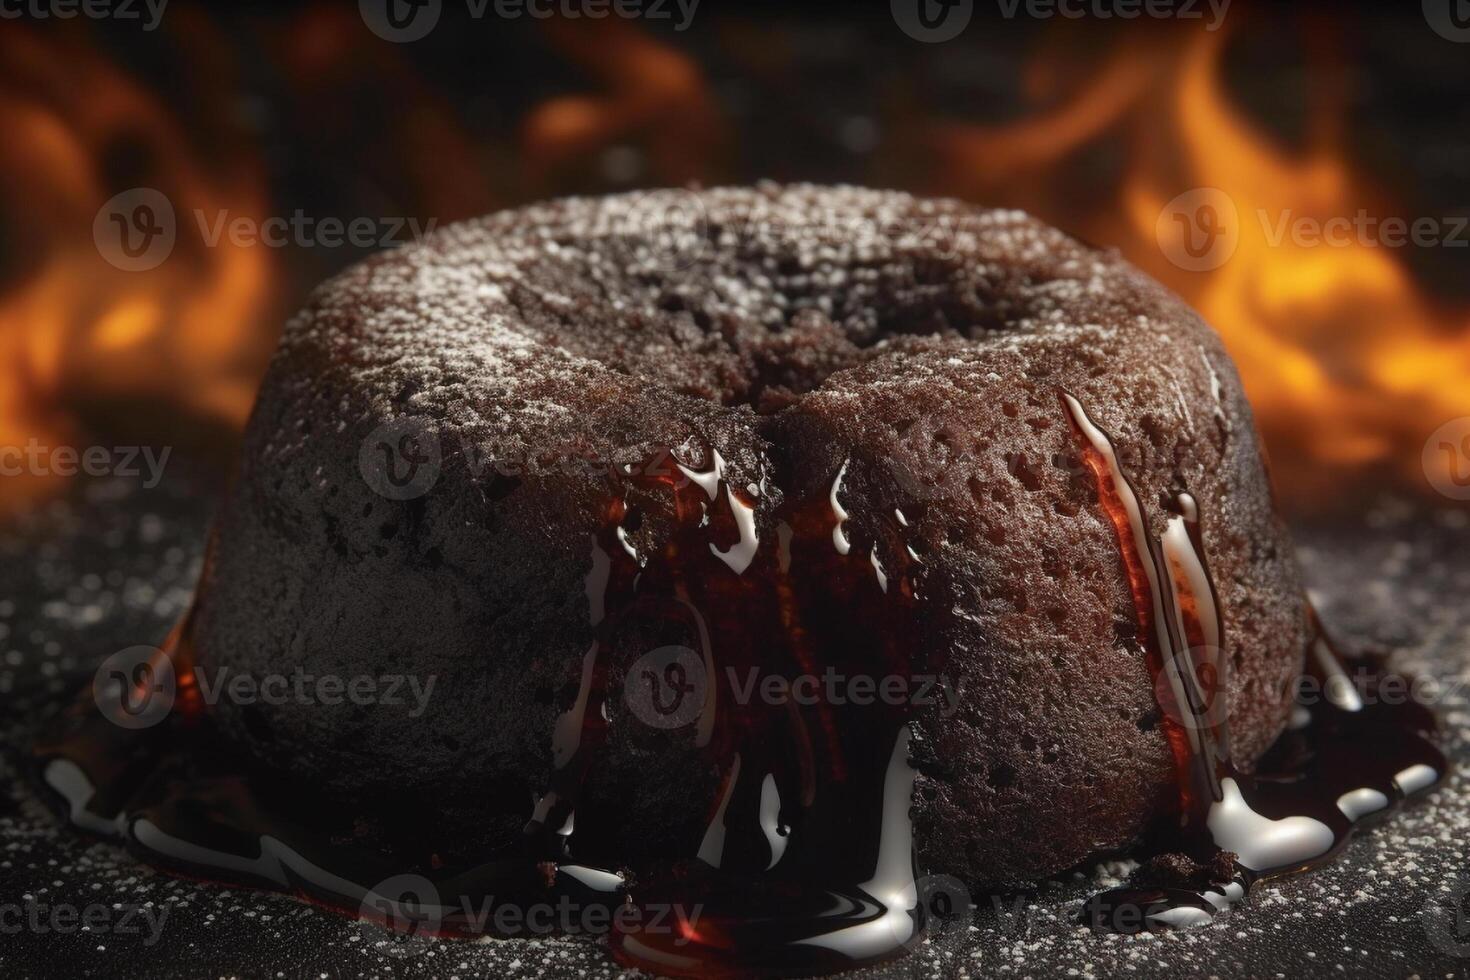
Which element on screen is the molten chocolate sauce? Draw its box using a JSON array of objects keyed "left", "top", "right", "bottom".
[
  {"left": 34, "top": 442, "right": 936, "bottom": 976},
  {"left": 32, "top": 391, "right": 1446, "bottom": 974},
  {"left": 589, "top": 448, "right": 934, "bottom": 975},
  {"left": 1061, "top": 393, "right": 1445, "bottom": 933}
]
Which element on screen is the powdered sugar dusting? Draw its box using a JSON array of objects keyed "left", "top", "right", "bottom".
[{"left": 259, "top": 185, "right": 1201, "bottom": 480}]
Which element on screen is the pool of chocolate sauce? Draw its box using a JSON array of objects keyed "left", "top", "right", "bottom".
[{"left": 31, "top": 392, "right": 1445, "bottom": 977}]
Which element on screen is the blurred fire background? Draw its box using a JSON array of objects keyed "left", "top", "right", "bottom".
[{"left": 0, "top": 0, "right": 1467, "bottom": 517}]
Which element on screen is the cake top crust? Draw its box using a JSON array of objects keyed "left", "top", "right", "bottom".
[{"left": 274, "top": 184, "right": 1211, "bottom": 453}]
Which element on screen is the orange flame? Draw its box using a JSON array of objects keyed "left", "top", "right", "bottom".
[
  {"left": 2, "top": 15, "right": 1462, "bottom": 511},
  {"left": 0, "top": 12, "right": 727, "bottom": 512},
  {"left": 522, "top": 17, "right": 728, "bottom": 189},
  {"left": 0, "top": 18, "right": 277, "bottom": 508},
  {"left": 926, "top": 23, "right": 1470, "bottom": 505}
]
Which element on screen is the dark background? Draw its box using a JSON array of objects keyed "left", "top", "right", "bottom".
[{"left": 0, "top": 0, "right": 1466, "bottom": 511}]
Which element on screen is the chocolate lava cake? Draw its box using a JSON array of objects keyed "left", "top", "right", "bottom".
[{"left": 193, "top": 183, "right": 1307, "bottom": 888}]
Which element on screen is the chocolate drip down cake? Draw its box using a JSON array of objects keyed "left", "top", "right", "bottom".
[{"left": 36, "top": 185, "right": 1444, "bottom": 976}]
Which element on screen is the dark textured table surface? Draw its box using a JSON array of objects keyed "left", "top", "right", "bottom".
[{"left": 1, "top": 475, "right": 1467, "bottom": 979}]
